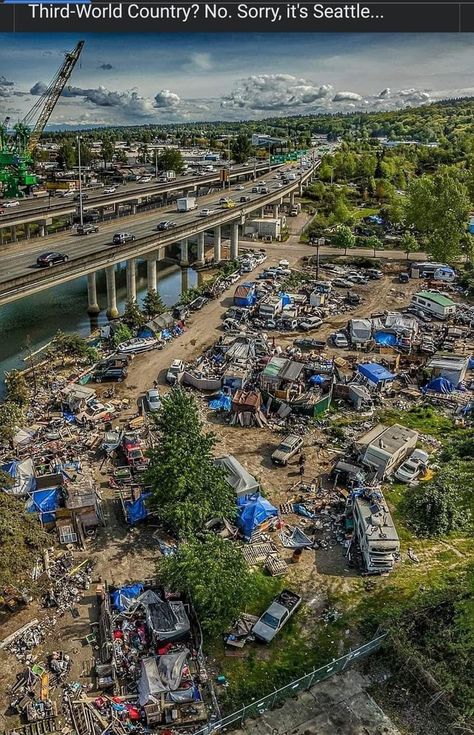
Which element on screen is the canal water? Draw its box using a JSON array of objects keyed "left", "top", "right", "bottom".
[{"left": 0, "top": 260, "right": 198, "bottom": 393}]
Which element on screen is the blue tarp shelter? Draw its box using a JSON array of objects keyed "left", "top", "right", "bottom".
[
  {"left": 137, "top": 325, "right": 155, "bottom": 338},
  {"left": 111, "top": 583, "right": 144, "bottom": 611},
  {"left": 209, "top": 393, "right": 232, "bottom": 411},
  {"left": 234, "top": 283, "right": 256, "bottom": 307},
  {"left": 1, "top": 458, "right": 36, "bottom": 496},
  {"left": 27, "top": 488, "right": 62, "bottom": 524},
  {"left": 374, "top": 331, "right": 399, "bottom": 347},
  {"left": 358, "top": 363, "right": 396, "bottom": 385},
  {"left": 278, "top": 292, "right": 292, "bottom": 307},
  {"left": 310, "top": 374, "right": 327, "bottom": 385},
  {"left": 422, "top": 377, "right": 455, "bottom": 394},
  {"left": 468, "top": 358, "right": 474, "bottom": 370},
  {"left": 125, "top": 493, "right": 151, "bottom": 525},
  {"left": 238, "top": 497, "right": 278, "bottom": 540}
]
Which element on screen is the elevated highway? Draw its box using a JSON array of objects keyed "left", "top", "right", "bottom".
[{"left": 0, "top": 159, "right": 320, "bottom": 316}]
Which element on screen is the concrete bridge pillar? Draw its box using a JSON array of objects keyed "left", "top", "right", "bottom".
[
  {"left": 298, "top": 182, "right": 303, "bottom": 196},
  {"left": 126, "top": 258, "right": 137, "bottom": 301},
  {"left": 87, "top": 272, "right": 100, "bottom": 315},
  {"left": 273, "top": 204, "right": 279, "bottom": 218},
  {"left": 290, "top": 191, "right": 295, "bottom": 206},
  {"left": 106, "top": 266, "right": 119, "bottom": 319},
  {"left": 180, "top": 238, "right": 189, "bottom": 266},
  {"left": 114, "top": 203, "right": 120, "bottom": 218},
  {"left": 230, "top": 221, "right": 239, "bottom": 261},
  {"left": 131, "top": 203, "right": 137, "bottom": 215},
  {"left": 0, "top": 229, "right": 4, "bottom": 245},
  {"left": 147, "top": 257, "right": 157, "bottom": 292},
  {"left": 259, "top": 207, "right": 265, "bottom": 218},
  {"left": 196, "top": 231, "right": 205, "bottom": 264},
  {"left": 11, "top": 225, "right": 17, "bottom": 242},
  {"left": 25, "top": 224, "right": 31, "bottom": 240},
  {"left": 38, "top": 221, "right": 47, "bottom": 237},
  {"left": 213, "top": 225, "right": 222, "bottom": 262},
  {"left": 181, "top": 267, "right": 189, "bottom": 294}
]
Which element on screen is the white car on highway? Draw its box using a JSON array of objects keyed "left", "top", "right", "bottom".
[
  {"left": 104, "top": 187, "right": 116, "bottom": 194},
  {"left": 61, "top": 190, "right": 75, "bottom": 197},
  {"left": 199, "top": 208, "right": 216, "bottom": 217},
  {"left": 3, "top": 200, "right": 20, "bottom": 207},
  {"left": 235, "top": 185, "right": 244, "bottom": 191}
]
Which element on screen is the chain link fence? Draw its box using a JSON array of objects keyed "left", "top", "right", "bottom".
[{"left": 197, "top": 633, "right": 387, "bottom": 734}]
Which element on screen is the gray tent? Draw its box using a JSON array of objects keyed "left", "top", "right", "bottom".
[
  {"left": 138, "top": 649, "right": 189, "bottom": 705},
  {"left": 214, "top": 455, "right": 260, "bottom": 498}
]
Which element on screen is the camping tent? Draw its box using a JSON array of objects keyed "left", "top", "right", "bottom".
[
  {"left": 214, "top": 455, "right": 260, "bottom": 498},
  {"left": 238, "top": 496, "right": 278, "bottom": 539},
  {"left": 1, "top": 458, "right": 36, "bottom": 496},
  {"left": 27, "top": 488, "right": 62, "bottom": 524}
]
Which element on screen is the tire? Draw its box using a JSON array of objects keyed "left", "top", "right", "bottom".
[
  {"left": 48, "top": 261, "right": 53, "bottom": 268},
  {"left": 63, "top": 256, "right": 69, "bottom": 262},
  {"left": 96, "top": 377, "right": 102, "bottom": 383},
  {"left": 117, "top": 378, "right": 123, "bottom": 383}
]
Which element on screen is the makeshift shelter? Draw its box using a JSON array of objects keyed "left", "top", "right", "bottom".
[
  {"left": 214, "top": 455, "right": 260, "bottom": 498},
  {"left": 238, "top": 496, "right": 278, "bottom": 539},
  {"left": 125, "top": 493, "right": 150, "bottom": 525},
  {"left": 138, "top": 650, "right": 190, "bottom": 705},
  {"left": 110, "top": 583, "right": 144, "bottom": 612},
  {"left": 1, "top": 458, "right": 36, "bottom": 496},
  {"left": 234, "top": 283, "right": 256, "bottom": 307},
  {"left": 374, "top": 331, "right": 399, "bottom": 347},
  {"left": 27, "top": 488, "right": 62, "bottom": 524},
  {"left": 357, "top": 363, "right": 396, "bottom": 391},
  {"left": 12, "top": 427, "right": 36, "bottom": 448},
  {"left": 422, "top": 377, "right": 455, "bottom": 394},
  {"left": 349, "top": 319, "right": 372, "bottom": 348}
]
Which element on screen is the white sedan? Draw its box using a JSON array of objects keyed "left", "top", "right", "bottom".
[
  {"left": 3, "top": 200, "right": 20, "bottom": 207},
  {"left": 235, "top": 185, "right": 244, "bottom": 191},
  {"left": 104, "top": 187, "right": 116, "bottom": 194},
  {"left": 395, "top": 449, "right": 429, "bottom": 483},
  {"left": 199, "top": 208, "right": 215, "bottom": 217}
]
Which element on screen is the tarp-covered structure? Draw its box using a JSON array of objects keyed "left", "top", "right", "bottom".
[
  {"left": 422, "top": 377, "right": 455, "bottom": 394},
  {"left": 358, "top": 362, "right": 396, "bottom": 387},
  {"left": 125, "top": 493, "right": 150, "bottom": 525},
  {"left": 238, "top": 496, "right": 278, "bottom": 539},
  {"left": 27, "top": 487, "right": 62, "bottom": 524},
  {"left": 374, "top": 331, "right": 399, "bottom": 347},
  {"left": 111, "top": 583, "right": 145, "bottom": 612},
  {"left": 127, "top": 589, "right": 190, "bottom": 642},
  {"left": 214, "top": 455, "right": 260, "bottom": 498},
  {"left": 234, "top": 283, "right": 256, "bottom": 307},
  {"left": 138, "top": 650, "right": 191, "bottom": 705},
  {"left": 1, "top": 458, "right": 36, "bottom": 496}
]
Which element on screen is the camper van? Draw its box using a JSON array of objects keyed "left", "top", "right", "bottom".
[{"left": 410, "top": 291, "right": 457, "bottom": 321}]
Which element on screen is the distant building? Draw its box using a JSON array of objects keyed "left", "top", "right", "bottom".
[{"left": 251, "top": 133, "right": 287, "bottom": 148}]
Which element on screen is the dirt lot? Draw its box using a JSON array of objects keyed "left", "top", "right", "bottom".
[{"left": 0, "top": 239, "right": 427, "bottom": 728}]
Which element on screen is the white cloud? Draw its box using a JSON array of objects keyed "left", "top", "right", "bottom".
[
  {"left": 189, "top": 52, "right": 212, "bottom": 71},
  {"left": 222, "top": 74, "right": 332, "bottom": 111},
  {"left": 154, "top": 89, "right": 181, "bottom": 109},
  {"left": 333, "top": 91, "right": 364, "bottom": 102}
]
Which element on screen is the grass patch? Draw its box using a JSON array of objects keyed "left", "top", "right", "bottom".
[
  {"left": 352, "top": 206, "right": 379, "bottom": 220},
  {"left": 378, "top": 405, "right": 454, "bottom": 439}
]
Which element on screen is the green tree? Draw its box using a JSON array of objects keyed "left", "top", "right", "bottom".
[
  {"left": 57, "top": 141, "right": 76, "bottom": 169},
  {"left": 366, "top": 235, "right": 383, "bottom": 258},
  {"left": 5, "top": 369, "right": 29, "bottom": 407},
  {"left": 401, "top": 232, "right": 420, "bottom": 261},
  {"left": 160, "top": 535, "right": 252, "bottom": 636},
  {"left": 156, "top": 148, "right": 184, "bottom": 174},
  {"left": 122, "top": 299, "right": 146, "bottom": 329},
  {"left": 230, "top": 134, "right": 253, "bottom": 164},
  {"left": 50, "top": 331, "right": 98, "bottom": 364},
  {"left": 145, "top": 389, "right": 236, "bottom": 538},
  {"left": 0, "top": 401, "right": 24, "bottom": 444},
  {"left": 112, "top": 323, "right": 133, "bottom": 347},
  {"left": 0, "top": 493, "right": 50, "bottom": 590},
  {"left": 405, "top": 465, "right": 471, "bottom": 537},
  {"left": 332, "top": 225, "right": 355, "bottom": 255},
  {"left": 142, "top": 289, "right": 166, "bottom": 318},
  {"left": 101, "top": 139, "right": 115, "bottom": 169},
  {"left": 405, "top": 167, "right": 471, "bottom": 261}
]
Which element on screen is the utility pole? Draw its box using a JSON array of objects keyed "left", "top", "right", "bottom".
[
  {"left": 77, "top": 134, "right": 83, "bottom": 227},
  {"left": 155, "top": 148, "right": 158, "bottom": 179}
]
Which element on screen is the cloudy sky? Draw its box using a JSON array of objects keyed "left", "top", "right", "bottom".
[{"left": 1, "top": 33, "right": 473, "bottom": 127}]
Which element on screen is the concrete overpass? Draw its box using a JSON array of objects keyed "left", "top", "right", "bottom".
[
  {"left": 0, "top": 161, "right": 279, "bottom": 240},
  {"left": 0, "top": 159, "right": 320, "bottom": 316}
]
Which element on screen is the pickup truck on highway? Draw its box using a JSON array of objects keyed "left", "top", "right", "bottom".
[{"left": 252, "top": 590, "right": 302, "bottom": 642}]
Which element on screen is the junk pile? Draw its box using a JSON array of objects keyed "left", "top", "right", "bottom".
[{"left": 96, "top": 582, "right": 210, "bottom": 731}]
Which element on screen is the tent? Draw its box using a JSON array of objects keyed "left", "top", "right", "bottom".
[
  {"left": 214, "top": 455, "right": 260, "bottom": 498},
  {"left": 138, "top": 650, "right": 190, "bottom": 705},
  {"left": 278, "top": 292, "right": 292, "bottom": 307},
  {"left": 358, "top": 363, "right": 396, "bottom": 385},
  {"left": 125, "top": 493, "right": 151, "bottom": 525},
  {"left": 238, "top": 496, "right": 278, "bottom": 539},
  {"left": 422, "top": 377, "right": 454, "bottom": 394},
  {"left": 27, "top": 488, "right": 62, "bottom": 524},
  {"left": 309, "top": 374, "right": 327, "bottom": 385},
  {"left": 209, "top": 393, "right": 232, "bottom": 412},
  {"left": 110, "top": 583, "right": 144, "bottom": 611},
  {"left": 1, "top": 458, "right": 36, "bottom": 496}
]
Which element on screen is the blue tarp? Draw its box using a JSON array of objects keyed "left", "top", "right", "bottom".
[
  {"left": 468, "top": 358, "right": 474, "bottom": 370},
  {"left": 238, "top": 497, "right": 278, "bottom": 540},
  {"left": 422, "top": 377, "right": 455, "bottom": 394},
  {"left": 125, "top": 493, "right": 151, "bottom": 525},
  {"left": 110, "top": 583, "right": 144, "bottom": 611},
  {"left": 137, "top": 326, "right": 155, "bottom": 338},
  {"left": 27, "top": 488, "right": 62, "bottom": 524},
  {"left": 1, "top": 461, "right": 18, "bottom": 479},
  {"left": 374, "top": 331, "right": 399, "bottom": 347},
  {"left": 209, "top": 393, "right": 232, "bottom": 411},
  {"left": 366, "top": 215, "right": 383, "bottom": 225},
  {"left": 62, "top": 410, "right": 77, "bottom": 423},
  {"left": 310, "top": 374, "right": 327, "bottom": 385},
  {"left": 293, "top": 503, "right": 317, "bottom": 519},
  {"left": 358, "top": 362, "right": 396, "bottom": 384},
  {"left": 278, "top": 292, "right": 292, "bottom": 307}
]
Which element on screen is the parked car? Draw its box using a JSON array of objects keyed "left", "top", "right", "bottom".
[
  {"left": 366, "top": 268, "right": 383, "bottom": 280},
  {"left": 95, "top": 355, "right": 131, "bottom": 372},
  {"left": 332, "top": 277, "right": 353, "bottom": 288},
  {"left": 398, "top": 272, "right": 410, "bottom": 283},
  {"left": 76, "top": 223, "right": 99, "bottom": 235},
  {"left": 140, "top": 176, "right": 152, "bottom": 183},
  {"left": 332, "top": 332, "right": 349, "bottom": 348},
  {"left": 112, "top": 232, "right": 136, "bottom": 245},
  {"left": 36, "top": 251, "right": 69, "bottom": 267},
  {"left": 166, "top": 359, "right": 184, "bottom": 385},
  {"left": 251, "top": 186, "right": 259, "bottom": 193},
  {"left": 394, "top": 449, "right": 429, "bottom": 483},
  {"left": 94, "top": 366, "right": 128, "bottom": 383},
  {"left": 406, "top": 306, "right": 432, "bottom": 323},
  {"left": 156, "top": 221, "right": 177, "bottom": 231},
  {"left": 252, "top": 590, "right": 302, "bottom": 643},
  {"left": 271, "top": 434, "right": 303, "bottom": 466},
  {"left": 299, "top": 316, "right": 323, "bottom": 332},
  {"left": 145, "top": 389, "right": 161, "bottom": 412}
]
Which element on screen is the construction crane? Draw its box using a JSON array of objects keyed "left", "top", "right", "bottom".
[{"left": 0, "top": 40, "right": 84, "bottom": 199}]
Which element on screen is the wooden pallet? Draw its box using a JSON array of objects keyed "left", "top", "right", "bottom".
[
  {"left": 265, "top": 556, "right": 288, "bottom": 577},
  {"left": 241, "top": 542, "right": 276, "bottom": 566},
  {"left": 3, "top": 716, "right": 58, "bottom": 735}
]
